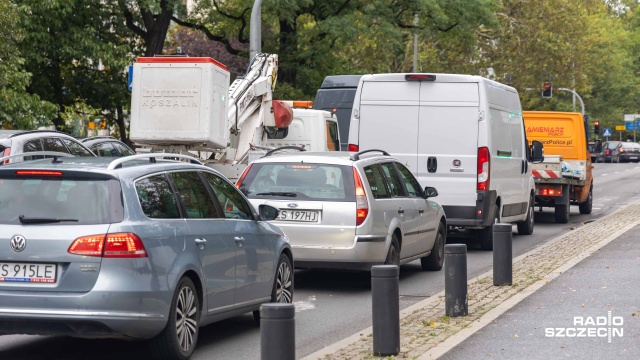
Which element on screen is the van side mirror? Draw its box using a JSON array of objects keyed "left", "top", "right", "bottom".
[
  {"left": 258, "top": 204, "right": 280, "bottom": 221},
  {"left": 530, "top": 140, "right": 544, "bottom": 163},
  {"left": 424, "top": 186, "right": 438, "bottom": 198}
]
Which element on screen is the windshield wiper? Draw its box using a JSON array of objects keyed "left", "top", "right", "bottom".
[
  {"left": 255, "top": 192, "right": 297, "bottom": 197},
  {"left": 19, "top": 215, "right": 79, "bottom": 224}
]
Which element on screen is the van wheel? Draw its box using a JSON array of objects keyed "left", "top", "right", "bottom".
[
  {"left": 478, "top": 211, "right": 499, "bottom": 251},
  {"left": 149, "top": 277, "right": 200, "bottom": 360},
  {"left": 421, "top": 223, "right": 445, "bottom": 271},
  {"left": 555, "top": 203, "right": 570, "bottom": 223},
  {"left": 384, "top": 235, "right": 400, "bottom": 267},
  {"left": 517, "top": 196, "right": 535, "bottom": 236},
  {"left": 579, "top": 187, "right": 593, "bottom": 215}
]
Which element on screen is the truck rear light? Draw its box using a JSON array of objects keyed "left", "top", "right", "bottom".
[
  {"left": 68, "top": 233, "right": 147, "bottom": 258},
  {"left": 2, "top": 148, "right": 9, "bottom": 164},
  {"left": 477, "top": 147, "right": 490, "bottom": 191},
  {"left": 236, "top": 164, "right": 253, "bottom": 188},
  {"left": 353, "top": 167, "right": 369, "bottom": 226},
  {"left": 538, "top": 186, "right": 562, "bottom": 197},
  {"left": 404, "top": 74, "right": 436, "bottom": 81},
  {"left": 348, "top": 144, "right": 359, "bottom": 152}
]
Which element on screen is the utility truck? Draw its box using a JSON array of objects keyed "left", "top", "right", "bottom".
[
  {"left": 129, "top": 54, "right": 338, "bottom": 180},
  {"left": 523, "top": 111, "right": 593, "bottom": 224}
]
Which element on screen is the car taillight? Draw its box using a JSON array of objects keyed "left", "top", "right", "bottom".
[
  {"left": 68, "top": 233, "right": 147, "bottom": 258},
  {"left": 606, "top": 149, "right": 611, "bottom": 155},
  {"left": 477, "top": 147, "right": 490, "bottom": 191},
  {"left": 619, "top": 149, "right": 625, "bottom": 153},
  {"left": 236, "top": 164, "right": 253, "bottom": 188},
  {"left": 348, "top": 144, "right": 359, "bottom": 152},
  {"left": 353, "top": 168, "right": 369, "bottom": 226}
]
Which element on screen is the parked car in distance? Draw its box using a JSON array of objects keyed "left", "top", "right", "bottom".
[
  {"left": 0, "top": 153, "right": 292, "bottom": 360},
  {"left": 80, "top": 136, "right": 136, "bottom": 157},
  {"left": 611, "top": 141, "right": 640, "bottom": 163},
  {"left": 0, "top": 130, "right": 95, "bottom": 164},
  {"left": 237, "top": 149, "right": 447, "bottom": 272},
  {"left": 595, "top": 140, "right": 621, "bottom": 163}
]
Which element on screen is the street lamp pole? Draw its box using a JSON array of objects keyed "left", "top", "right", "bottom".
[{"left": 413, "top": 13, "right": 419, "bottom": 72}]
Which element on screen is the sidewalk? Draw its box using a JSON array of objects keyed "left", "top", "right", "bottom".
[{"left": 302, "top": 201, "right": 640, "bottom": 360}]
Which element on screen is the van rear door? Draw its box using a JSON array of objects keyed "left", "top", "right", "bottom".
[
  {"left": 416, "top": 81, "right": 480, "bottom": 211},
  {"left": 357, "top": 80, "right": 419, "bottom": 172}
]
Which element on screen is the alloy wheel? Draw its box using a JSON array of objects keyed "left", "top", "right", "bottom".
[
  {"left": 175, "top": 285, "right": 198, "bottom": 352},
  {"left": 276, "top": 261, "right": 293, "bottom": 303}
]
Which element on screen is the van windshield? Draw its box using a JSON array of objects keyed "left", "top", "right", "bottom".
[{"left": 239, "top": 163, "right": 355, "bottom": 201}]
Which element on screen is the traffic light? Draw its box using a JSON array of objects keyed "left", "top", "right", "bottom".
[
  {"left": 542, "top": 82, "right": 553, "bottom": 98},
  {"left": 594, "top": 120, "right": 600, "bottom": 134}
]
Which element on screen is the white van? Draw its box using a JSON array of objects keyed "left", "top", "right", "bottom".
[{"left": 347, "top": 73, "right": 543, "bottom": 250}]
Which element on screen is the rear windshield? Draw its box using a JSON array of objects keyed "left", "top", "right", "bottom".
[
  {"left": 0, "top": 177, "right": 122, "bottom": 225},
  {"left": 239, "top": 163, "right": 355, "bottom": 201},
  {"left": 620, "top": 142, "right": 640, "bottom": 149}
]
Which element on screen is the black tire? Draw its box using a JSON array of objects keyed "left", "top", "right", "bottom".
[
  {"left": 253, "top": 253, "right": 294, "bottom": 324},
  {"left": 421, "top": 223, "right": 445, "bottom": 271},
  {"left": 579, "top": 186, "right": 593, "bottom": 215},
  {"left": 517, "top": 196, "right": 535, "bottom": 235},
  {"left": 478, "top": 209, "right": 499, "bottom": 251},
  {"left": 149, "top": 277, "right": 200, "bottom": 360},
  {"left": 384, "top": 234, "right": 400, "bottom": 266},
  {"left": 554, "top": 203, "right": 570, "bottom": 223}
]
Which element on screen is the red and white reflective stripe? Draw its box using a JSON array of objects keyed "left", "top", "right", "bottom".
[{"left": 531, "top": 169, "right": 560, "bottom": 179}]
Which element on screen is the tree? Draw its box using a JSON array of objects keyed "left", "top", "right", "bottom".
[
  {"left": 16, "top": 0, "right": 134, "bottom": 138},
  {"left": 0, "top": 0, "right": 57, "bottom": 129}
]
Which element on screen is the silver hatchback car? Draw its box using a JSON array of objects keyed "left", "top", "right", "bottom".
[
  {"left": 237, "top": 149, "right": 446, "bottom": 271},
  {"left": 0, "top": 153, "right": 293, "bottom": 360}
]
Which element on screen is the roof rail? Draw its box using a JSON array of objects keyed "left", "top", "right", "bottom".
[
  {"left": 350, "top": 149, "right": 390, "bottom": 161},
  {"left": 81, "top": 136, "right": 116, "bottom": 141},
  {"left": 262, "top": 146, "right": 307, "bottom": 158},
  {"left": 0, "top": 151, "right": 74, "bottom": 165},
  {"left": 107, "top": 153, "right": 203, "bottom": 170},
  {"left": 6, "top": 130, "right": 70, "bottom": 139}
]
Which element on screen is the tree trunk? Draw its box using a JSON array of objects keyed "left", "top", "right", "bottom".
[
  {"left": 143, "top": 9, "right": 173, "bottom": 56},
  {"left": 278, "top": 19, "right": 298, "bottom": 85},
  {"left": 115, "top": 106, "right": 133, "bottom": 147}
]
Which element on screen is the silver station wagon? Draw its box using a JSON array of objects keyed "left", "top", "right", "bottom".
[
  {"left": 0, "top": 153, "right": 293, "bottom": 360},
  {"left": 237, "top": 150, "right": 446, "bottom": 272}
]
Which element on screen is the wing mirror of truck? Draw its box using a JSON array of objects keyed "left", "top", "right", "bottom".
[
  {"left": 530, "top": 140, "right": 544, "bottom": 163},
  {"left": 423, "top": 186, "right": 439, "bottom": 198}
]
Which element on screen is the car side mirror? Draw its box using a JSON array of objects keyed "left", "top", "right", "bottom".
[
  {"left": 530, "top": 140, "right": 544, "bottom": 163},
  {"left": 423, "top": 186, "right": 438, "bottom": 198},
  {"left": 258, "top": 204, "right": 280, "bottom": 221}
]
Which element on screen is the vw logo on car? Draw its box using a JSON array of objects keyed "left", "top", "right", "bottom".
[{"left": 10, "top": 235, "right": 26, "bottom": 252}]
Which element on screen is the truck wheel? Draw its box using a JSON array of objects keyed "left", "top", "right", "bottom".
[
  {"left": 517, "top": 196, "right": 535, "bottom": 235},
  {"left": 554, "top": 203, "right": 570, "bottom": 224},
  {"left": 421, "top": 223, "right": 445, "bottom": 271},
  {"left": 579, "top": 187, "right": 593, "bottom": 214}
]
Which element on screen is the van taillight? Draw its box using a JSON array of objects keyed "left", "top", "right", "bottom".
[
  {"left": 353, "top": 168, "right": 369, "bottom": 226},
  {"left": 348, "top": 144, "right": 359, "bottom": 152},
  {"left": 477, "top": 147, "right": 490, "bottom": 191},
  {"left": 68, "top": 233, "right": 147, "bottom": 258},
  {"left": 236, "top": 164, "right": 253, "bottom": 188}
]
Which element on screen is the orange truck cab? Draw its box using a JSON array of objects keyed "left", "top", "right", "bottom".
[{"left": 523, "top": 111, "right": 593, "bottom": 223}]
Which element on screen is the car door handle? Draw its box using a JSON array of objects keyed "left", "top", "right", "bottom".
[
  {"left": 398, "top": 208, "right": 405, "bottom": 214},
  {"left": 418, "top": 208, "right": 424, "bottom": 214},
  {"left": 194, "top": 238, "right": 207, "bottom": 245},
  {"left": 234, "top": 236, "right": 245, "bottom": 242}
]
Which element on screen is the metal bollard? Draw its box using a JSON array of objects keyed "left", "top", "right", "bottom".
[
  {"left": 493, "top": 223, "right": 513, "bottom": 286},
  {"left": 445, "top": 244, "right": 468, "bottom": 317},
  {"left": 371, "top": 265, "right": 400, "bottom": 357},
  {"left": 260, "top": 303, "right": 295, "bottom": 360}
]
